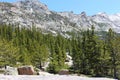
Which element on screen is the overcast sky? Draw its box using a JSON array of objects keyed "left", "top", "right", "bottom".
[{"left": 2, "top": 0, "right": 120, "bottom": 15}]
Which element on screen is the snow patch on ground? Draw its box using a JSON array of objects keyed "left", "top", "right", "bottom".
[{"left": 0, "top": 75, "right": 116, "bottom": 80}]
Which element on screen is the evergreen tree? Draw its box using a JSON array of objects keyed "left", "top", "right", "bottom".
[
  {"left": 81, "top": 26, "right": 101, "bottom": 75},
  {"left": 0, "top": 39, "right": 19, "bottom": 66},
  {"left": 32, "top": 44, "right": 49, "bottom": 69},
  {"left": 106, "top": 28, "right": 120, "bottom": 78}
]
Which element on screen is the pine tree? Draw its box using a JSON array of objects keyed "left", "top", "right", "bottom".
[
  {"left": 32, "top": 44, "right": 49, "bottom": 69},
  {"left": 0, "top": 39, "right": 19, "bottom": 66},
  {"left": 81, "top": 26, "right": 101, "bottom": 75},
  {"left": 106, "top": 28, "right": 120, "bottom": 78}
]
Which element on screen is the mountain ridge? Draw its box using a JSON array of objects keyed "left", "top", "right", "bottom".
[{"left": 0, "top": 0, "right": 120, "bottom": 35}]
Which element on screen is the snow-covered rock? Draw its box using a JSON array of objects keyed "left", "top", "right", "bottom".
[{"left": 4, "top": 66, "right": 18, "bottom": 75}]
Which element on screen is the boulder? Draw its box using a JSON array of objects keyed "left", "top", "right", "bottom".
[
  {"left": 17, "top": 65, "right": 34, "bottom": 75},
  {"left": 4, "top": 66, "right": 18, "bottom": 75},
  {"left": 58, "top": 69, "right": 69, "bottom": 75}
]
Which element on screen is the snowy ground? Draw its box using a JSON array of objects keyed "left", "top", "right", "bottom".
[{"left": 0, "top": 75, "right": 116, "bottom": 80}]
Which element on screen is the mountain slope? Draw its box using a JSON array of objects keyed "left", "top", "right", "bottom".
[{"left": 0, "top": 0, "right": 120, "bottom": 34}]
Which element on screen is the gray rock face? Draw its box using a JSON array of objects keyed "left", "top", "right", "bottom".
[
  {"left": 0, "top": 0, "right": 120, "bottom": 34},
  {"left": 58, "top": 12, "right": 120, "bottom": 33}
]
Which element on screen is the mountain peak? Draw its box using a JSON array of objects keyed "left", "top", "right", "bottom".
[
  {"left": 81, "top": 11, "right": 86, "bottom": 15},
  {"left": 97, "top": 12, "right": 107, "bottom": 16},
  {"left": 20, "top": 0, "right": 39, "bottom": 3},
  {"left": 17, "top": 0, "right": 41, "bottom": 6},
  {"left": 14, "top": 0, "right": 49, "bottom": 12},
  {"left": 0, "top": 1, "right": 120, "bottom": 33}
]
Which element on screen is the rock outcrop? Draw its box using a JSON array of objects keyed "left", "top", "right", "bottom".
[{"left": 0, "top": 0, "right": 120, "bottom": 36}]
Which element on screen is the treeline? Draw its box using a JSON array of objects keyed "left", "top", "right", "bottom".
[{"left": 0, "top": 24, "right": 120, "bottom": 79}]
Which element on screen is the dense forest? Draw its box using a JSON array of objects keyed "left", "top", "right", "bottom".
[{"left": 0, "top": 24, "right": 120, "bottom": 79}]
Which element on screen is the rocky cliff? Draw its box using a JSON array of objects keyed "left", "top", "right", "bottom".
[{"left": 0, "top": 0, "right": 120, "bottom": 35}]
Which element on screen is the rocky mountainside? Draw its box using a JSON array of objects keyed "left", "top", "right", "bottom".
[{"left": 0, "top": 0, "right": 120, "bottom": 35}]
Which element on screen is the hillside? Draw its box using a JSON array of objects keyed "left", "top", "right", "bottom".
[
  {"left": 0, "top": 0, "right": 120, "bottom": 34},
  {"left": 0, "top": 0, "right": 120, "bottom": 79}
]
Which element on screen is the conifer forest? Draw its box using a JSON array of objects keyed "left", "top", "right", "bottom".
[{"left": 0, "top": 24, "right": 120, "bottom": 79}]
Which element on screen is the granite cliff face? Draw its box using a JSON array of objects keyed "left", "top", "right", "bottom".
[
  {"left": 58, "top": 12, "right": 120, "bottom": 33},
  {"left": 0, "top": 0, "right": 120, "bottom": 35}
]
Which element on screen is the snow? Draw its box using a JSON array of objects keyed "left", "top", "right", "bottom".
[{"left": 0, "top": 75, "right": 116, "bottom": 80}]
